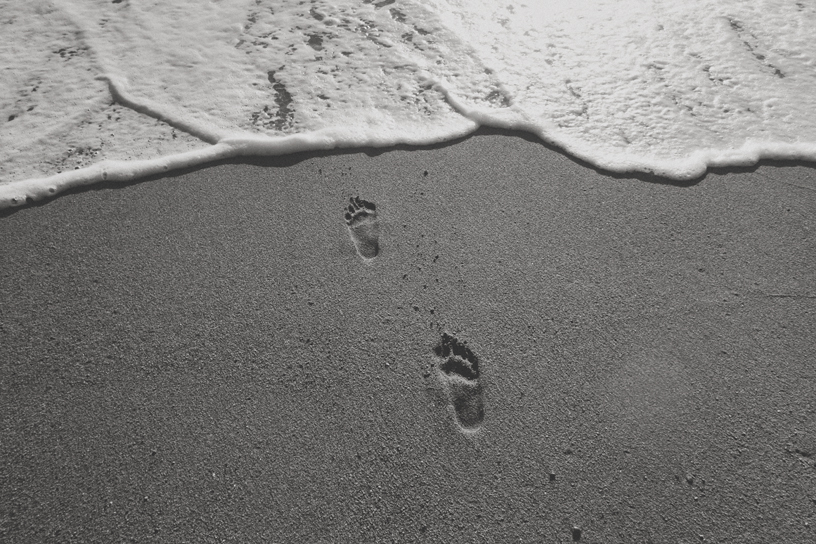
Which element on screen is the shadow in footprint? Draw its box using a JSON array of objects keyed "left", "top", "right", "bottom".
[
  {"left": 434, "top": 333, "right": 485, "bottom": 431},
  {"left": 344, "top": 196, "right": 380, "bottom": 260}
]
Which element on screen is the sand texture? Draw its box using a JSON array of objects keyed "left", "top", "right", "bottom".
[{"left": 1, "top": 130, "right": 815, "bottom": 542}]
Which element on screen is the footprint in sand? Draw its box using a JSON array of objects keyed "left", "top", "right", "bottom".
[
  {"left": 434, "top": 333, "right": 485, "bottom": 431},
  {"left": 344, "top": 196, "right": 380, "bottom": 260}
]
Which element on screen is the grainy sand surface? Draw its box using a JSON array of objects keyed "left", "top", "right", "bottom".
[{"left": 2, "top": 129, "right": 815, "bottom": 542}]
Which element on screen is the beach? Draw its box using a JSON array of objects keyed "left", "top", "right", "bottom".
[{"left": 1, "top": 129, "right": 814, "bottom": 542}]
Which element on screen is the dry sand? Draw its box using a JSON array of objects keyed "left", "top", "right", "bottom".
[{"left": 1, "top": 129, "right": 815, "bottom": 542}]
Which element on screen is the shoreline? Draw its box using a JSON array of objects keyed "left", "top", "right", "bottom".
[
  {"left": 5, "top": 125, "right": 816, "bottom": 212},
  {"left": 1, "top": 130, "right": 815, "bottom": 542}
]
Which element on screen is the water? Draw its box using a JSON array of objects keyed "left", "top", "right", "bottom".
[{"left": 2, "top": 0, "right": 815, "bottom": 207}]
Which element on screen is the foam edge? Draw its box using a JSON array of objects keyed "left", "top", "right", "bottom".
[
  {"left": 0, "top": 143, "right": 236, "bottom": 209},
  {"left": 436, "top": 82, "right": 816, "bottom": 181},
  {"left": 0, "top": 121, "right": 484, "bottom": 210}
]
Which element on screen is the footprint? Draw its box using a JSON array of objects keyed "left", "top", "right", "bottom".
[
  {"left": 433, "top": 333, "right": 484, "bottom": 431},
  {"left": 344, "top": 196, "right": 380, "bottom": 259}
]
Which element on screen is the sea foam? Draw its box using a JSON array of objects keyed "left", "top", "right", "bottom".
[{"left": 2, "top": 0, "right": 815, "bottom": 208}]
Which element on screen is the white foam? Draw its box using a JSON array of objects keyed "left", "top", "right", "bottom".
[
  {"left": 434, "top": 0, "right": 816, "bottom": 178},
  {"left": 2, "top": 0, "right": 815, "bottom": 208}
]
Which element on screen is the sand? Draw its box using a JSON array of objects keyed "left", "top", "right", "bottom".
[{"left": 1, "top": 129, "right": 815, "bottom": 542}]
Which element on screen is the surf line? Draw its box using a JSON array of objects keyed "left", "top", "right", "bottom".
[
  {"left": 0, "top": 76, "right": 484, "bottom": 210},
  {"left": 0, "top": 128, "right": 480, "bottom": 209}
]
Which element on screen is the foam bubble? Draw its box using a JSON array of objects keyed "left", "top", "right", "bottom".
[{"left": 2, "top": 0, "right": 815, "bottom": 208}]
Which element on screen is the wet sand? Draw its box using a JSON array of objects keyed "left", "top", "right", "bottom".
[{"left": 1, "top": 129, "right": 815, "bottom": 542}]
